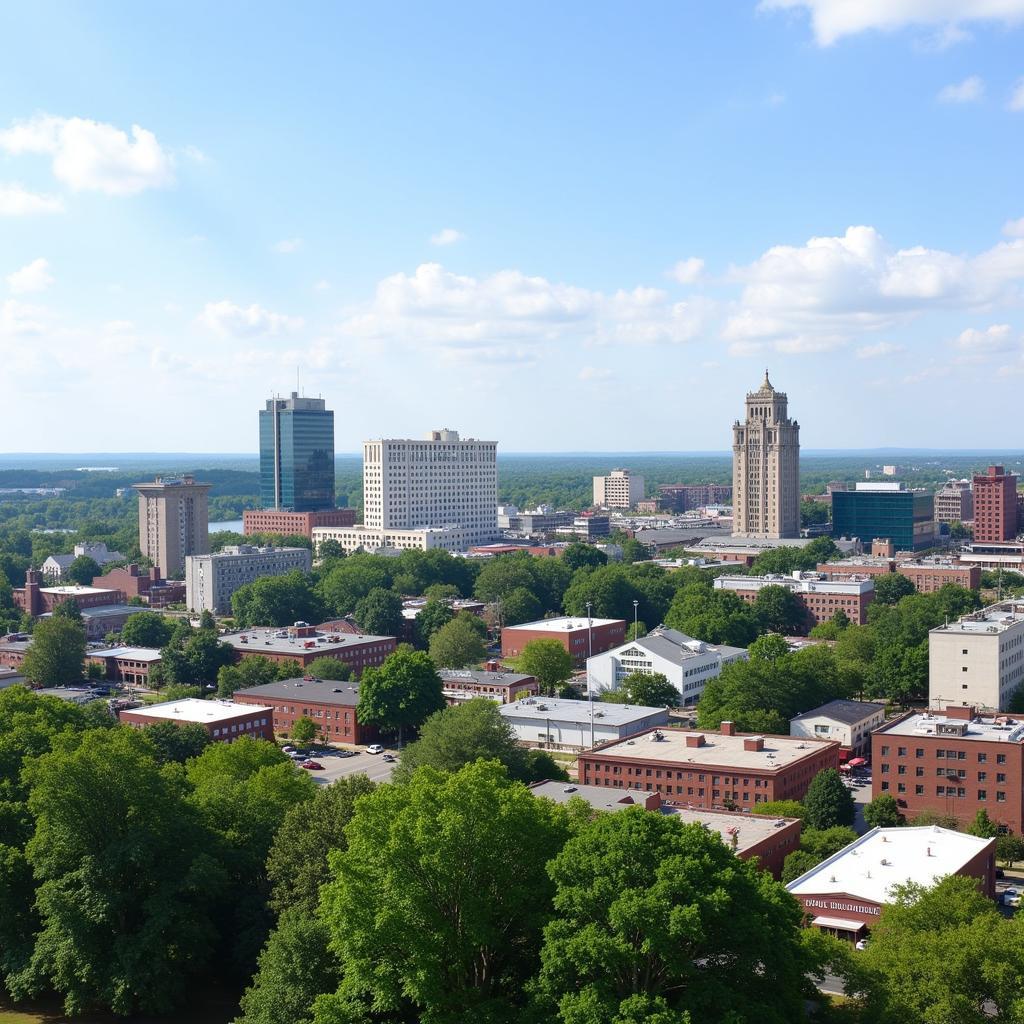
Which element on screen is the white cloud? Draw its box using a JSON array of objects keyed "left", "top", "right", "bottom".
[
  {"left": 578, "top": 366, "right": 612, "bottom": 381},
  {"left": 430, "top": 228, "right": 465, "bottom": 246},
  {"left": 0, "top": 114, "right": 174, "bottom": 195},
  {"left": 1009, "top": 78, "right": 1024, "bottom": 111},
  {"left": 197, "top": 300, "right": 304, "bottom": 337},
  {"left": 182, "top": 145, "right": 208, "bottom": 163},
  {"left": 274, "top": 238, "right": 303, "bottom": 253},
  {"left": 765, "top": 92, "right": 787, "bottom": 107},
  {"left": 0, "top": 299, "right": 49, "bottom": 337},
  {"left": 915, "top": 23, "right": 973, "bottom": 50},
  {"left": 0, "top": 183, "right": 64, "bottom": 215},
  {"left": 953, "top": 323, "right": 1016, "bottom": 352},
  {"left": 856, "top": 341, "right": 903, "bottom": 358},
  {"left": 937, "top": 76, "right": 984, "bottom": 103},
  {"left": 6, "top": 258, "right": 54, "bottom": 294},
  {"left": 759, "top": 0, "right": 1024, "bottom": 46},
  {"left": 1004, "top": 217, "right": 1024, "bottom": 238},
  {"left": 313, "top": 280, "right": 331, "bottom": 292},
  {"left": 668, "top": 257, "right": 705, "bottom": 284}
]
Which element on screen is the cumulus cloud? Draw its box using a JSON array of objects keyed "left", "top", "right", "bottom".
[
  {"left": 722, "top": 225, "right": 1024, "bottom": 351},
  {"left": 0, "top": 183, "right": 64, "bottom": 215},
  {"left": 1004, "top": 217, "right": 1024, "bottom": 238},
  {"left": 430, "top": 228, "right": 466, "bottom": 246},
  {"left": 6, "top": 258, "right": 54, "bottom": 295},
  {"left": 937, "top": 76, "right": 984, "bottom": 103},
  {"left": 273, "top": 238, "right": 303, "bottom": 253},
  {"left": 197, "top": 300, "right": 304, "bottom": 337},
  {"left": 0, "top": 114, "right": 174, "bottom": 195},
  {"left": 953, "top": 323, "right": 1016, "bottom": 352},
  {"left": 668, "top": 257, "right": 705, "bottom": 284},
  {"left": 0, "top": 299, "right": 49, "bottom": 337},
  {"left": 1009, "top": 78, "right": 1024, "bottom": 111},
  {"left": 759, "top": 0, "right": 1024, "bottom": 47}
]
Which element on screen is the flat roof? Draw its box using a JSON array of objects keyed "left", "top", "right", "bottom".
[
  {"left": 791, "top": 699, "right": 886, "bottom": 726},
  {"left": 439, "top": 668, "right": 535, "bottom": 685},
  {"left": 714, "top": 574, "right": 874, "bottom": 594},
  {"left": 88, "top": 646, "right": 163, "bottom": 662},
  {"left": 931, "top": 600, "right": 1024, "bottom": 635},
  {"left": 786, "top": 826, "right": 993, "bottom": 905},
  {"left": 235, "top": 677, "right": 362, "bottom": 707},
  {"left": 666, "top": 806, "right": 800, "bottom": 855},
  {"left": 877, "top": 710, "right": 1024, "bottom": 744},
  {"left": 499, "top": 697, "right": 666, "bottom": 727},
  {"left": 221, "top": 627, "right": 393, "bottom": 655},
  {"left": 587, "top": 727, "right": 837, "bottom": 769},
  {"left": 128, "top": 697, "right": 271, "bottom": 724},
  {"left": 40, "top": 585, "right": 118, "bottom": 596},
  {"left": 504, "top": 616, "right": 624, "bottom": 632},
  {"left": 530, "top": 780, "right": 658, "bottom": 811}
]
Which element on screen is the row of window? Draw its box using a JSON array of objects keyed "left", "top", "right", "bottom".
[
  {"left": 880, "top": 744, "right": 1008, "bottom": 764},
  {"left": 212, "top": 717, "right": 267, "bottom": 738},
  {"left": 881, "top": 780, "right": 1007, "bottom": 801}
]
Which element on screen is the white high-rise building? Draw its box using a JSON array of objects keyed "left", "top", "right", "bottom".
[
  {"left": 593, "top": 469, "right": 645, "bottom": 509},
  {"left": 314, "top": 428, "right": 498, "bottom": 554}
]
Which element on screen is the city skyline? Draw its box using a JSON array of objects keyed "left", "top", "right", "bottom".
[{"left": 3, "top": 3, "right": 1024, "bottom": 452}]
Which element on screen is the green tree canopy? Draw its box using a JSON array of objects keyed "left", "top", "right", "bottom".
[
  {"left": 753, "top": 584, "right": 807, "bottom": 635},
  {"left": 518, "top": 637, "right": 574, "bottom": 696},
  {"left": 22, "top": 616, "right": 86, "bottom": 686},
  {"left": 562, "top": 542, "right": 608, "bottom": 572},
  {"left": 415, "top": 598, "right": 454, "bottom": 648},
  {"left": 664, "top": 584, "right": 759, "bottom": 648},
  {"left": 119, "top": 610, "right": 174, "bottom": 648},
  {"left": 603, "top": 671, "right": 679, "bottom": 708},
  {"left": 428, "top": 613, "right": 488, "bottom": 669},
  {"left": 231, "top": 570, "right": 324, "bottom": 628},
  {"left": 217, "top": 654, "right": 278, "bottom": 698},
  {"left": 357, "top": 647, "right": 445, "bottom": 742},
  {"left": 141, "top": 720, "right": 211, "bottom": 764},
  {"left": 316, "top": 760, "right": 570, "bottom": 1022},
  {"left": 500, "top": 585, "right": 543, "bottom": 627},
  {"left": 535, "top": 806, "right": 821, "bottom": 1024},
  {"left": 290, "top": 717, "right": 317, "bottom": 745},
  {"left": 802, "top": 768, "right": 856, "bottom": 830},
  {"left": 872, "top": 573, "right": 916, "bottom": 605},
  {"left": 354, "top": 586, "right": 403, "bottom": 637},
  {"left": 304, "top": 656, "right": 352, "bottom": 681},
  {"left": 863, "top": 793, "right": 905, "bottom": 829},
  {"left": 64, "top": 554, "right": 102, "bottom": 586},
  {"left": 752, "top": 799, "right": 805, "bottom": 819}
]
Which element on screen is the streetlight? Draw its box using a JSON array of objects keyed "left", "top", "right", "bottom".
[
  {"left": 633, "top": 599, "right": 639, "bottom": 640},
  {"left": 586, "top": 600, "right": 594, "bottom": 749}
]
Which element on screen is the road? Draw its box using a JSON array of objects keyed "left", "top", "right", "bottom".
[{"left": 299, "top": 746, "right": 398, "bottom": 785}]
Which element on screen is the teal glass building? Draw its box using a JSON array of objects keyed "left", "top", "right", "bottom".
[
  {"left": 259, "top": 393, "right": 335, "bottom": 512},
  {"left": 831, "top": 484, "right": 935, "bottom": 551}
]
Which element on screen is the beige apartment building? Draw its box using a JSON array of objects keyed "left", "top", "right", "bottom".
[
  {"left": 593, "top": 469, "right": 645, "bottom": 509},
  {"left": 134, "top": 475, "right": 210, "bottom": 577},
  {"left": 934, "top": 479, "right": 973, "bottom": 525},
  {"left": 731, "top": 371, "right": 800, "bottom": 539},
  {"left": 929, "top": 600, "right": 1024, "bottom": 712}
]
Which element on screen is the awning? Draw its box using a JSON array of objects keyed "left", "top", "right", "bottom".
[
  {"left": 838, "top": 749, "right": 851, "bottom": 763},
  {"left": 847, "top": 757, "right": 867, "bottom": 767},
  {"left": 812, "top": 916, "right": 866, "bottom": 932}
]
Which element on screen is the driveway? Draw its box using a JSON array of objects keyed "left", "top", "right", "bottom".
[{"left": 297, "top": 747, "right": 398, "bottom": 785}]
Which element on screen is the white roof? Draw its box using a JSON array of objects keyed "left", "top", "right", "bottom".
[
  {"left": 499, "top": 697, "right": 666, "bottom": 727},
  {"left": 931, "top": 600, "right": 1024, "bottom": 635},
  {"left": 40, "top": 585, "right": 118, "bottom": 596},
  {"left": 504, "top": 616, "right": 623, "bottom": 632},
  {"left": 88, "top": 646, "right": 163, "bottom": 662},
  {"left": 786, "top": 826, "right": 993, "bottom": 905},
  {"left": 128, "top": 697, "right": 271, "bottom": 724}
]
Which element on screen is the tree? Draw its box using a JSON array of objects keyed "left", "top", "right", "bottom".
[
  {"left": 500, "top": 585, "right": 542, "bottom": 627},
  {"left": 664, "top": 585, "right": 759, "bottom": 647},
  {"left": 604, "top": 671, "right": 679, "bottom": 708},
  {"left": 51, "top": 598, "right": 82, "bottom": 622},
  {"left": 22, "top": 616, "right": 86, "bottom": 686},
  {"left": 752, "top": 800, "right": 805, "bottom": 819},
  {"left": 65, "top": 554, "right": 102, "bottom": 586},
  {"left": 316, "top": 760, "right": 570, "bottom": 1022},
  {"left": 620, "top": 538, "right": 650, "bottom": 563},
  {"left": 142, "top": 720, "right": 211, "bottom": 764},
  {"left": 996, "top": 833, "right": 1024, "bottom": 867},
  {"left": 266, "top": 775, "right": 377, "bottom": 916},
  {"left": 801, "top": 499, "right": 830, "bottom": 528},
  {"left": 802, "top": 768, "right": 856, "bottom": 830},
  {"left": 625, "top": 619, "right": 647, "bottom": 642},
  {"left": 12, "top": 728, "right": 218, "bottom": 1015},
  {"left": 428, "top": 614, "right": 487, "bottom": 669},
  {"left": 304, "top": 656, "right": 352, "bottom": 681},
  {"left": 290, "top": 717, "right": 317, "bottom": 745},
  {"left": 753, "top": 584, "right": 807, "bottom": 635},
  {"left": 217, "top": 654, "right": 278, "bottom": 697},
  {"left": 120, "top": 610, "right": 174, "bottom": 648},
  {"left": 415, "top": 598, "right": 454, "bottom": 647},
  {"left": 748, "top": 631, "right": 790, "bottom": 662},
  {"left": 909, "top": 809, "right": 961, "bottom": 829},
  {"left": 847, "top": 875, "right": 1024, "bottom": 1024},
  {"left": 562, "top": 542, "right": 608, "bottom": 572},
  {"left": 863, "top": 793, "right": 905, "bottom": 828},
  {"left": 232, "top": 570, "right": 324, "bottom": 628},
  {"left": 518, "top": 637, "right": 575, "bottom": 696},
  {"left": 317, "top": 538, "right": 346, "bottom": 562},
  {"left": 534, "top": 807, "right": 821, "bottom": 1024},
  {"left": 525, "top": 748, "right": 570, "bottom": 783},
  {"left": 966, "top": 807, "right": 1000, "bottom": 838},
  {"left": 317, "top": 557, "right": 393, "bottom": 617},
  {"left": 357, "top": 647, "right": 445, "bottom": 743},
  {"left": 873, "top": 573, "right": 916, "bottom": 605},
  {"left": 782, "top": 849, "right": 823, "bottom": 884},
  {"left": 354, "top": 587, "right": 403, "bottom": 637},
  {"left": 394, "top": 698, "right": 531, "bottom": 783},
  {"left": 160, "top": 683, "right": 204, "bottom": 701}
]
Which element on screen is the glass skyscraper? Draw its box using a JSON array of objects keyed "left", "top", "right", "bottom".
[
  {"left": 259, "top": 393, "right": 335, "bottom": 512},
  {"left": 831, "top": 483, "right": 935, "bottom": 551}
]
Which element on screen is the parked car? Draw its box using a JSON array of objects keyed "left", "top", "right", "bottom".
[
  {"left": 282, "top": 745, "right": 296, "bottom": 754},
  {"left": 336, "top": 749, "right": 357, "bottom": 758},
  {"left": 301, "top": 760, "right": 324, "bottom": 771},
  {"left": 367, "top": 744, "right": 384, "bottom": 755},
  {"left": 382, "top": 753, "right": 396, "bottom": 763}
]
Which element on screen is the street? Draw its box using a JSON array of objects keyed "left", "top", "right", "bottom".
[{"left": 300, "top": 747, "right": 399, "bottom": 785}]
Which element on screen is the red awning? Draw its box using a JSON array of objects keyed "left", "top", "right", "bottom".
[
  {"left": 838, "top": 749, "right": 851, "bottom": 763},
  {"left": 847, "top": 757, "right": 867, "bottom": 767}
]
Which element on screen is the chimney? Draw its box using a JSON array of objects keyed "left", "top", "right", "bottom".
[
  {"left": 685, "top": 734, "right": 706, "bottom": 748},
  {"left": 23, "top": 569, "right": 41, "bottom": 616},
  {"left": 720, "top": 721, "right": 736, "bottom": 736},
  {"left": 743, "top": 737, "right": 765, "bottom": 752},
  {"left": 944, "top": 705, "right": 975, "bottom": 721}
]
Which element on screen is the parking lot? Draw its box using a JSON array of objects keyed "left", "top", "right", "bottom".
[{"left": 291, "top": 746, "right": 399, "bottom": 785}]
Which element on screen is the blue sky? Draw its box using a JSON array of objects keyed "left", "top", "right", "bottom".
[{"left": 2, "top": 0, "right": 1024, "bottom": 453}]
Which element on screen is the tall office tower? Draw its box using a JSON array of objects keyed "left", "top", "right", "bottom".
[
  {"left": 731, "top": 371, "right": 800, "bottom": 539},
  {"left": 934, "top": 479, "right": 973, "bottom": 525},
  {"left": 593, "top": 469, "right": 645, "bottom": 509},
  {"left": 972, "top": 465, "right": 1018, "bottom": 543},
  {"left": 134, "top": 475, "right": 211, "bottom": 577},
  {"left": 259, "top": 392, "right": 335, "bottom": 512}
]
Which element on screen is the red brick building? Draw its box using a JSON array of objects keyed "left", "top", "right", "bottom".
[
  {"left": 232, "top": 676, "right": 379, "bottom": 744},
  {"left": 243, "top": 508, "right": 356, "bottom": 540},
  {"left": 578, "top": 721, "right": 840, "bottom": 812},
  {"left": 119, "top": 697, "right": 274, "bottom": 742},
  {"left": 819, "top": 557, "right": 981, "bottom": 593},
  {"left": 713, "top": 573, "right": 874, "bottom": 631},
  {"left": 93, "top": 564, "right": 185, "bottom": 607},
  {"left": 439, "top": 667, "right": 540, "bottom": 703},
  {"left": 502, "top": 616, "right": 627, "bottom": 667},
  {"left": 221, "top": 624, "right": 397, "bottom": 677},
  {"left": 13, "top": 570, "right": 125, "bottom": 615},
  {"left": 973, "top": 466, "right": 1018, "bottom": 544},
  {"left": 872, "top": 705, "right": 1024, "bottom": 833},
  {"left": 86, "top": 646, "right": 162, "bottom": 685}
]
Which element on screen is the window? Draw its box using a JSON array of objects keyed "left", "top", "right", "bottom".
[
  {"left": 881, "top": 745, "right": 890, "bottom": 756},
  {"left": 898, "top": 746, "right": 907, "bottom": 756},
  {"left": 998, "top": 792, "right": 1007, "bottom": 802},
  {"left": 978, "top": 753, "right": 988, "bottom": 763},
  {"left": 998, "top": 773, "right": 1007, "bottom": 783},
  {"left": 998, "top": 754, "right": 1007, "bottom": 764},
  {"left": 978, "top": 772, "right": 987, "bottom": 781},
  {"left": 978, "top": 790, "right": 987, "bottom": 800},
  {"left": 881, "top": 781, "right": 889, "bottom": 791},
  {"left": 915, "top": 785, "right": 924, "bottom": 795},
  {"left": 916, "top": 767, "right": 924, "bottom": 777},
  {"left": 916, "top": 748, "right": 925, "bottom": 758},
  {"left": 897, "top": 783, "right": 906, "bottom": 793},
  {"left": 881, "top": 764, "right": 890, "bottom": 774}
]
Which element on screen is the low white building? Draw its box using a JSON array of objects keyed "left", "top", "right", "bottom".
[
  {"left": 185, "top": 545, "right": 312, "bottom": 615},
  {"left": 42, "top": 541, "right": 125, "bottom": 580},
  {"left": 586, "top": 625, "right": 747, "bottom": 706},
  {"left": 789, "top": 699, "right": 886, "bottom": 757},
  {"left": 497, "top": 697, "right": 669, "bottom": 752},
  {"left": 929, "top": 600, "right": 1024, "bottom": 712},
  {"left": 313, "top": 524, "right": 480, "bottom": 554}
]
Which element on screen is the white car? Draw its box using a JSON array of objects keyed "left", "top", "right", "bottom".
[{"left": 366, "top": 744, "right": 385, "bottom": 755}]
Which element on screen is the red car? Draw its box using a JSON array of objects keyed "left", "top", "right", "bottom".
[{"left": 301, "top": 759, "right": 324, "bottom": 771}]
